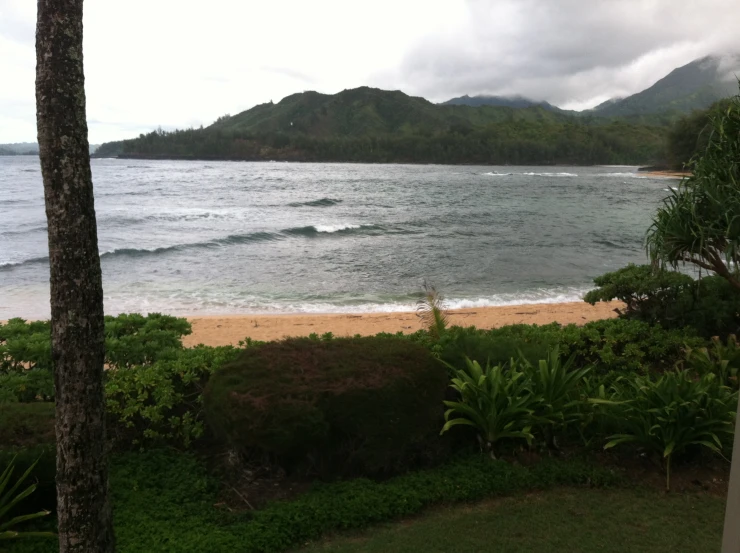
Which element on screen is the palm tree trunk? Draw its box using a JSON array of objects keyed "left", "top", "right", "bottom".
[{"left": 36, "top": 1, "right": 114, "bottom": 551}]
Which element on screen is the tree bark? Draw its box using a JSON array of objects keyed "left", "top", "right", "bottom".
[{"left": 36, "top": 1, "right": 115, "bottom": 551}]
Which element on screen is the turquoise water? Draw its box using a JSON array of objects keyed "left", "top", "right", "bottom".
[{"left": 0, "top": 157, "right": 677, "bottom": 318}]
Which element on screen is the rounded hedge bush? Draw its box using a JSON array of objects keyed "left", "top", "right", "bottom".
[{"left": 203, "top": 336, "right": 449, "bottom": 477}]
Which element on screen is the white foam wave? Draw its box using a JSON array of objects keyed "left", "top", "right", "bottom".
[
  {"left": 315, "top": 223, "right": 362, "bottom": 233},
  {"left": 95, "top": 287, "right": 596, "bottom": 317},
  {"left": 482, "top": 171, "right": 513, "bottom": 176},
  {"left": 520, "top": 172, "right": 578, "bottom": 177}
]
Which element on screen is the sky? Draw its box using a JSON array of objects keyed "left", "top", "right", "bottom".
[{"left": 2, "top": 0, "right": 740, "bottom": 144}]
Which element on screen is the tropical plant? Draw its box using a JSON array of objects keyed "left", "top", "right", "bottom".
[
  {"left": 0, "top": 457, "right": 54, "bottom": 540},
  {"left": 683, "top": 335, "right": 740, "bottom": 389},
  {"left": 416, "top": 282, "right": 448, "bottom": 339},
  {"left": 441, "top": 358, "right": 539, "bottom": 459},
  {"left": 522, "top": 347, "right": 591, "bottom": 448},
  {"left": 592, "top": 370, "right": 737, "bottom": 490},
  {"left": 646, "top": 87, "right": 740, "bottom": 290}
]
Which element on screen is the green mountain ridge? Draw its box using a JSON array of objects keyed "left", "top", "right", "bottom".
[
  {"left": 94, "top": 55, "right": 740, "bottom": 165},
  {"left": 590, "top": 55, "right": 740, "bottom": 117},
  {"left": 439, "top": 94, "right": 566, "bottom": 113},
  {"left": 94, "top": 86, "right": 666, "bottom": 165}
]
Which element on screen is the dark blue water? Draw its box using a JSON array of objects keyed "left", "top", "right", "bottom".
[{"left": 0, "top": 157, "right": 678, "bottom": 318}]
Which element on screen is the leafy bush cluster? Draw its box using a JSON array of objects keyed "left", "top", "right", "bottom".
[
  {"left": 0, "top": 313, "right": 192, "bottom": 376},
  {"left": 437, "top": 345, "right": 737, "bottom": 490},
  {"left": 0, "top": 314, "right": 241, "bottom": 448},
  {"left": 106, "top": 345, "right": 240, "bottom": 447},
  {"left": 4, "top": 449, "right": 620, "bottom": 553},
  {"left": 204, "top": 335, "right": 450, "bottom": 476},
  {"left": 408, "top": 317, "right": 701, "bottom": 375},
  {"left": 585, "top": 264, "right": 740, "bottom": 337}
]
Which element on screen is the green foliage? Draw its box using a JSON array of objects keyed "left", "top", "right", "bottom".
[
  {"left": 0, "top": 371, "right": 53, "bottom": 403},
  {"left": 593, "top": 370, "right": 738, "bottom": 490},
  {"left": 683, "top": 335, "right": 740, "bottom": 389},
  {"left": 105, "top": 345, "right": 240, "bottom": 447},
  {"left": 584, "top": 264, "right": 740, "bottom": 337},
  {"left": 558, "top": 319, "right": 702, "bottom": 373},
  {"left": 6, "top": 449, "right": 615, "bottom": 553},
  {"left": 204, "top": 336, "right": 449, "bottom": 476},
  {"left": 432, "top": 324, "right": 557, "bottom": 371},
  {"left": 665, "top": 100, "right": 732, "bottom": 169},
  {"left": 0, "top": 448, "right": 55, "bottom": 519},
  {"left": 584, "top": 264, "right": 693, "bottom": 318},
  {"left": 524, "top": 347, "right": 591, "bottom": 446},
  {"left": 0, "top": 320, "right": 52, "bottom": 373},
  {"left": 0, "top": 457, "right": 54, "bottom": 541},
  {"left": 97, "top": 87, "right": 668, "bottom": 165},
  {"left": 0, "top": 313, "right": 192, "bottom": 379},
  {"left": 0, "top": 403, "right": 55, "bottom": 449},
  {"left": 647, "top": 86, "right": 740, "bottom": 288},
  {"left": 103, "top": 312, "right": 192, "bottom": 368},
  {"left": 441, "top": 359, "right": 538, "bottom": 458},
  {"left": 416, "top": 282, "right": 448, "bottom": 340}
]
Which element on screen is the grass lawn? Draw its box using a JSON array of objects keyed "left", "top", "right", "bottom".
[{"left": 299, "top": 487, "right": 725, "bottom": 553}]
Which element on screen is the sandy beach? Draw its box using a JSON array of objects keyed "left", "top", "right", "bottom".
[
  {"left": 641, "top": 170, "right": 690, "bottom": 179},
  {"left": 183, "top": 300, "right": 622, "bottom": 347}
]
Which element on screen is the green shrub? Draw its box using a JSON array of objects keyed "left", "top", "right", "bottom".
[
  {"left": 0, "top": 370, "right": 54, "bottom": 403},
  {"left": 683, "top": 335, "right": 740, "bottom": 389},
  {"left": 204, "top": 336, "right": 449, "bottom": 476},
  {"left": 593, "top": 370, "right": 737, "bottom": 490},
  {"left": 104, "top": 313, "right": 192, "bottom": 369},
  {"left": 0, "top": 403, "right": 55, "bottom": 450},
  {"left": 523, "top": 347, "right": 591, "bottom": 447},
  {"left": 0, "top": 313, "right": 193, "bottom": 379},
  {"left": 105, "top": 345, "right": 240, "bottom": 447},
  {"left": 441, "top": 358, "right": 537, "bottom": 458},
  {"left": 0, "top": 320, "right": 52, "bottom": 373},
  {"left": 558, "top": 319, "right": 702, "bottom": 373},
  {"left": 434, "top": 324, "right": 558, "bottom": 371},
  {"left": 8, "top": 449, "right": 617, "bottom": 553},
  {"left": 585, "top": 264, "right": 740, "bottom": 338}
]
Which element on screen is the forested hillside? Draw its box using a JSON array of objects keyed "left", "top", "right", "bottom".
[
  {"left": 590, "top": 55, "right": 739, "bottom": 118},
  {"left": 96, "top": 87, "right": 667, "bottom": 164}
]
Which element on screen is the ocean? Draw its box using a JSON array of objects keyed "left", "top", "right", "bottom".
[{"left": 0, "top": 156, "right": 677, "bottom": 319}]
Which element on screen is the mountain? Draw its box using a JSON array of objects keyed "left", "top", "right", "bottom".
[
  {"left": 590, "top": 55, "right": 740, "bottom": 117},
  {"left": 0, "top": 142, "right": 100, "bottom": 155},
  {"left": 441, "top": 94, "right": 564, "bottom": 112},
  {"left": 0, "top": 142, "right": 39, "bottom": 155},
  {"left": 95, "top": 86, "right": 667, "bottom": 165}
]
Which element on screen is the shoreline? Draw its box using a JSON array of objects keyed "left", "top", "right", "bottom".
[
  {"left": 640, "top": 170, "right": 690, "bottom": 178},
  {"left": 182, "top": 301, "right": 622, "bottom": 347}
]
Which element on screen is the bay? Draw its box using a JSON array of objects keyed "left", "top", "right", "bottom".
[{"left": 0, "top": 156, "right": 675, "bottom": 318}]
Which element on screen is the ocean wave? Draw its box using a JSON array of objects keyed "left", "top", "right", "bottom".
[
  {"left": 521, "top": 172, "right": 578, "bottom": 177},
  {"left": 482, "top": 171, "right": 513, "bottom": 176},
  {"left": 284, "top": 223, "right": 373, "bottom": 236},
  {"left": 1, "top": 223, "right": 385, "bottom": 270},
  {"left": 597, "top": 172, "right": 639, "bottom": 177},
  {"left": 0, "top": 256, "right": 49, "bottom": 271},
  {"left": 0, "top": 225, "right": 48, "bottom": 236},
  {"left": 102, "top": 287, "right": 597, "bottom": 316},
  {"left": 288, "top": 197, "right": 343, "bottom": 207}
]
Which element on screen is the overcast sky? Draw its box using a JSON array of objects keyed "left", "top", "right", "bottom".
[{"left": 2, "top": 0, "right": 740, "bottom": 144}]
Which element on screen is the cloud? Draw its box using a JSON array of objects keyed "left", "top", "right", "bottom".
[
  {"left": 391, "top": 0, "right": 740, "bottom": 108},
  {"left": 1, "top": 0, "right": 739, "bottom": 143}
]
